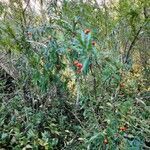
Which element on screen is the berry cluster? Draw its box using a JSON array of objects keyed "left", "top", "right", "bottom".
[{"left": 73, "top": 60, "right": 83, "bottom": 74}]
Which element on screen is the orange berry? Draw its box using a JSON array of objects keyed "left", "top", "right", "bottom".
[
  {"left": 92, "top": 41, "right": 96, "bottom": 46},
  {"left": 76, "top": 63, "right": 83, "bottom": 68},
  {"left": 73, "top": 60, "right": 79, "bottom": 66},
  {"left": 104, "top": 139, "right": 108, "bottom": 144},
  {"left": 84, "top": 29, "right": 91, "bottom": 34},
  {"left": 119, "top": 127, "right": 127, "bottom": 131}
]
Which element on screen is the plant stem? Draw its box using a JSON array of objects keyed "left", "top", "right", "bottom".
[{"left": 76, "top": 78, "right": 80, "bottom": 109}]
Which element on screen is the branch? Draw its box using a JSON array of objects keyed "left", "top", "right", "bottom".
[
  {"left": 23, "top": 0, "right": 30, "bottom": 14},
  {"left": 124, "top": 26, "right": 142, "bottom": 63},
  {"left": 124, "top": 18, "right": 148, "bottom": 64}
]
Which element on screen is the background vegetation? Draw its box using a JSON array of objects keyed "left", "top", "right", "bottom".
[{"left": 0, "top": 0, "right": 149, "bottom": 149}]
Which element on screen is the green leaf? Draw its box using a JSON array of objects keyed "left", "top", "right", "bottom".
[
  {"left": 27, "top": 129, "right": 35, "bottom": 139},
  {"left": 81, "top": 31, "right": 85, "bottom": 43},
  {"left": 1, "top": 133, "right": 8, "bottom": 139},
  {"left": 52, "top": 138, "right": 58, "bottom": 146},
  {"left": 89, "top": 133, "right": 101, "bottom": 142},
  {"left": 22, "top": 144, "right": 33, "bottom": 150},
  {"left": 82, "top": 57, "right": 90, "bottom": 75},
  {"left": 86, "top": 33, "right": 92, "bottom": 50}
]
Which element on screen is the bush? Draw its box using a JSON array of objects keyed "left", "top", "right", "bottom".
[{"left": 0, "top": 0, "right": 149, "bottom": 149}]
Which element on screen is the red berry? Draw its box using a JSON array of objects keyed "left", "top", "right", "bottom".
[
  {"left": 76, "top": 63, "right": 83, "bottom": 68},
  {"left": 84, "top": 29, "right": 91, "bottom": 34},
  {"left": 119, "top": 127, "right": 127, "bottom": 131}
]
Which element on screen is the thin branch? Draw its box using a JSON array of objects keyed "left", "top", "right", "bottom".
[
  {"left": 23, "top": 0, "right": 30, "bottom": 14},
  {"left": 124, "top": 26, "right": 143, "bottom": 63},
  {"left": 124, "top": 19, "right": 148, "bottom": 64}
]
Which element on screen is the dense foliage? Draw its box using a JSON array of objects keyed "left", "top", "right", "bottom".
[{"left": 0, "top": 0, "right": 149, "bottom": 149}]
